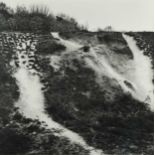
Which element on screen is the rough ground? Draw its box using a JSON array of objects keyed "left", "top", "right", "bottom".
[{"left": 0, "top": 31, "right": 154, "bottom": 155}]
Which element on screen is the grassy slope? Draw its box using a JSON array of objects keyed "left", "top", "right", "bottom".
[
  {"left": 37, "top": 31, "right": 154, "bottom": 155},
  {"left": 0, "top": 32, "right": 89, "bottom": 155},
  {"left": 0, "top": 31, "right": 153, "bottom": 155}
]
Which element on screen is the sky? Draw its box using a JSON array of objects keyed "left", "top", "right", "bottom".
[{"left": 1, "top": 0, "right": 154, "bottom": 31}]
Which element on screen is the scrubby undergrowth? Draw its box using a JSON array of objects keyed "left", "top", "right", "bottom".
[
  {"left": 36, "top": 39, "right": 66, "bottom": 55},
  {"left": 0, "top": 32, "right": 89, "bottom": 155},
  {"left": 44, "top": 58, "right": 153, "bottom": 154},
  {"left": 0, "top": 17, "right": 153, "bottom": 155},
  {"left": 0, "top": 2, "right": 85, "bottom": 33},
  {"left": 35, "top": 32, "right": 154, "bottom": 155}
]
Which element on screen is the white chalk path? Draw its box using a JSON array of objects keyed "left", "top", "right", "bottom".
[
  {"left": 84, "top": 35, "right": 153, "bottom": 110},
  {"left": 13, "top": 40, "right": 104, "bottom": 155},
  {"left": 123, "top": 34, "right": 154, "bottom": 110}
]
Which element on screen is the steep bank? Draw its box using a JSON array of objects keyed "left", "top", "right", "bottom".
[
  {"left": 12, "top": 33, "right": 104, "bottom": 155},
  {"left": 50, "top": 32, "right": 153, "bottom": 109},
  {"left": 40, "top": 31, "right": 153, "bottom": 154},
  {"left": 0, "top": 31, "right": 153, "bottom": 155}
]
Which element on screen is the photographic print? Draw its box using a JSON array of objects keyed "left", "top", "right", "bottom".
[{"left": 0, "top": 0, "right": 153, "bottom": 154}]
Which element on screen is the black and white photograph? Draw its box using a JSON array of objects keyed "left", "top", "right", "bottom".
[{"left": 0, "top": 0, "right": 154, "bottom": 154}]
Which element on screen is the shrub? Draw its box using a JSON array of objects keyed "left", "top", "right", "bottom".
[
  {"left": 0, "top": 2, "right": 83, "bottom": 32},
  {"left": 30, "top": 16, "right": 44, "bottom": 32},
  {"left": 0, "top": 2, "right": 13, "bottom": 19},
  {"left": 36, "top": 39, "right": 66, "bottom": 54},
  {"left": 0, "top": 37, "right": 19, "bottom": 123},
  {"left": 8, "top": 18, "right": 17, "bottom": 30},
  {"left": 14, "top": 6, "right": 30, "bottom": 31},
  {"left": 0, "top": 127, "right": 32, "bottom": 154},
  {"left": 0, "top": 14, "right": 9, "bottom": 31}
]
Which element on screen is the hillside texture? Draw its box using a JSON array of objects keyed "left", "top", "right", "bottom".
[{"left": 0, "top": 31, "right": 153, "bottom": 155}]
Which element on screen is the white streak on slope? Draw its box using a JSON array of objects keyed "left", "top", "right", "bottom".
[
  {"left": 51, "top": 32, "right": 82, "bottom": 52},
  {"left": 84, "top": 48, "right": 134, "bottom": 94},
  {"left": 123, "top": 34, "right": 154, "bottom": 110},
  {"left": 14, "top": 67, "right": 104, "bottom": 155}
]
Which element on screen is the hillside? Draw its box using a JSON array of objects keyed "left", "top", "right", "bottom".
[
  {"left": 0, "top": 31, "right": 153, "bottom": 155},
  {"left": 0, "top": 2, "right": 154, "bottom": 155}
]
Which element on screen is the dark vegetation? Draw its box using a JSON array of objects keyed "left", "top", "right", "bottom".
[
  {"left": 0, "top": 33, "right": 19, "bottom": 124},
  {"left": 126, "top": 32, "right": 154, "bottom": 67},
  {"left": 97, "top": 32, "right": 126, "bottom": 44},
  {"left": 36, "top": 36, "right": 66, "bottom": 55},
  {"left": 59, "top": 31, "right": 126, "bottom": 41},
  {"left": 97, "top": 32, "right": 134, "bottom": 58},
  {"left": 0, "top": 2, "right": 84, "bottom": 33},
  {"left": 0, "top": 126, "right": 32, "bottom": 154},
  {"left": 0, "top": 112, "right": 89, "bottom": 155}
]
